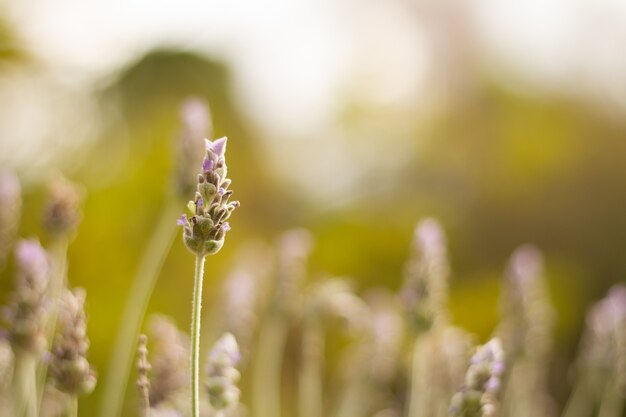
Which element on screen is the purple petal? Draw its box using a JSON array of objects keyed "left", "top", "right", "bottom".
[
  {"left": 202, "top": 157, "right": 214, "bottom": 173},
  {"left": 222, "top": 222, "right": 231, "bottom": 232},
  {"left": 197, "top": 198, "right": 204, "bottom": 211},
  {"left": 218, "top": 187, "right": 225, "bottom": 196},
  {"left": 205, "top": 136, "right": 227, "bottom": 157},
  {"left": 177, "top": 214, "right": 187, "bottom": 226}
]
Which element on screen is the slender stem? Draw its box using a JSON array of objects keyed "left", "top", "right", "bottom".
[
  {"left": 299, "top": 319, "right": 323, "bottom": 417},
  {"left": 99, "top": 202, "right": 179, "bottom": 417},
  {"left": 252, "top": 314, "right": 289, "bottom": 417},
  {"left": 14, "top": 353, "right": 37, "bottom": 417},
  {"left": 64, "top": 395, "right": 78, "bottom": 417},
  {"left": 598, "top": 380, "right": 624, "bottom": 417},
  {"left": 562, "top": 377, "right": 594, "bottom": 417},
  {"left": 406, "top": 337, "right": 424, "bottom": 417},
  {"left": 191, "top": 254, "right": 206, "bottom": 417}
]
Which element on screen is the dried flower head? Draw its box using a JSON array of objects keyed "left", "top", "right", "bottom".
[
  {"left": 48, "top": 288, "right": 97, "bottom": 395},
  {"left": 175, "top": 98, "right": 213, "bottom": 198},
  {"left": 205, "top": 333, "right": 241, "bottom": 410},
  {"left": 5, "top": 239, "right": 50, "bottom": 354},
  {"left": 450, "top": 338, "right": 505, "bottom": 417},
  {"left": 147, "top": 315, "right": 189, "bottom": 407},
  {"left": 42, "top": 175, "right": 83, "bottom": 238},
  {"left": 0, "top": 170, "right": 21, "bottom": 267},
  {"left": 178, "top": 137, "right": 239, "bottom": 256},
  {"left": 400, "top": 218, "right": 450, "bottom": 332}
]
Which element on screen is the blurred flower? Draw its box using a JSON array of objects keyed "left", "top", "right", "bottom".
[
  {"left": 450, "top": 338, "right": 505, "bottom": 417},
  {"left": 4, "top": 239, "right": 50, "bottom": 354},
  {"left": 205, "top": 333, "right": 241, "bottom": 411},
  {"left": 147, "top": 315, "right": 189, "bottom": 407},
  {"left": 273, "top": 228, "right": 314, "bottom": 315},
  {"left": 48, "top": 288, "right": 97, "bottom": 395},
  {"left": 42, "top": 175, "right": 83, "bottom": 239},
  {"left": 400, "top": 218, "right": 450, "bottom": 332},
  {"left": 175, "top": 98, "right": 212, "bottom": 198}
]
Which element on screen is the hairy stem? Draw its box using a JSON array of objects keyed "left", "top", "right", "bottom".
[
  {"left": 191, "top": 254, "right": 206, "bottom": 417},
  {"left": 253, "top": 314, "right": 289, "bottom": 417},
  {"left": 299, "top": 320, "right": 324, "bottom": 417},
  {"left": 99, "top": 202, "right": 179, "bottom": 417}
]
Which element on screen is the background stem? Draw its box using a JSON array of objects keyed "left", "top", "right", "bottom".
[
  {"left": 299, "top": 319, "right": 323, "bottom": 417},
  {"left": 99, "top": 202, "right": 179, "bottom": 417}
]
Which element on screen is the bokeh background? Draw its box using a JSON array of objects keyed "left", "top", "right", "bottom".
[{"left": 1, "top": 0, "right": 626, "bottom": 414}]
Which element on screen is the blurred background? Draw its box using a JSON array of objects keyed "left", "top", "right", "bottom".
[{"left": 1, "top": 0, "right": 626, "bottom": 414}]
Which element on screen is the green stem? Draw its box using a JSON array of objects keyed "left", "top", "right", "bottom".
[
  {"left": 14, "top": 353, "right": 37, "bottom": 417},
  {"left": 99, "top": 202, "right": 179, "bottom": 417},
  {"left": 299, "top": 319, "right": 323, "bottom": 417},
  {"left": 598, "top": 380, "right": 624, "bottom": 417},
  {"left": 406, "top": 337, "right": 423, "bottom": 417},
  {"left": 191, "top": 254, "right": 206, "bottom": 417},
  {"left": 64, "top": 395, "right": 78, "bottom": 417},
  {"left": 252, "top": 314, "right": 289, "bottom": 417},
  {"left": 562, "top": 377, "right": 594, "bottom": 417}
]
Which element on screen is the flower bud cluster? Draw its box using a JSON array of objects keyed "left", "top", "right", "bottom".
[
  {"left": 205, "top": 333, "right": 241, "bottom": 410},
  {"left": 48, "top": 288, "right": 97, "bottom": 395},
  {"left": 178, "top": 137, "right": 239, "bottom": 256},
  {"left": 450, "top": 338, "right": 505, "bottom": 417},
  {"left": 5, "top": 239, "right": 50, "bottom": 354}
]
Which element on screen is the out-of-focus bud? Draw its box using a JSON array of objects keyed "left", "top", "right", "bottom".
[
  {"left": 205, "top": 333, "right": 241, "bottom": 411},
  {"left": 0, "top": 170, "right": 21, "bottom": 267},
  {"left": 42, "top": 175, "right": 83, "bottom": 239}
]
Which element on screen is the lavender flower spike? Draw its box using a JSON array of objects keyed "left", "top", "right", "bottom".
[
  {"left": 178, "top": 136, "right": 239, "bottom": 256},
  {"left": 42, "top": 175, "right": 83, "bottom": 238},
  {"left": 6, "top": 239, "right": 50, "bottom": 354},
  {"left": 48, "top": 288, "right": 97, "bottom": 395},
  {"left": 205, "top": 333, "right": 241, "bottom": 411},
  {"left": 450, "top": 338, "right": 505, "bottom": 417}
]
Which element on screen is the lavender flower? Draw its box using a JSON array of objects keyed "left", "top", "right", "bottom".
[
  {"left": 400, "top": 218, "right": 450, "bottom": 332},
  {"left": 175, "top": 98, "right": 213, "bottom": 198},
  {"left": 147, "top": 315, "right": 189, "bottom": 407},
  {"left": 42, "top": 175, "right": 83, "bottom": 238},
  {"left": 450, "top": 338, "right": 505, "bottom": 417},
  {"left": 273, "top": 228, "right": 314, "bottom": 314},
  {"left": 305, "top": 279, "right": 370, "bottom": 332},
  {"left": 0, "top": 170, "right": 21, "bottom": 267},
  {"left": 48, "top": 288, "right": 97, "bottom": 395},
  {"left": 178, "top": 137, "right": 239, "bottom": 256},
  {"left": 205, "top": 333, "right": 241, "bottom": 411},
  {"left": 5, "top": 239, "right": 50, "bottom": 354}
]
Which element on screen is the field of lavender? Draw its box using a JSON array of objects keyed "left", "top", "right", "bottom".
[{"left": 0, "top": 99, "right": 624, "bottom": 417}]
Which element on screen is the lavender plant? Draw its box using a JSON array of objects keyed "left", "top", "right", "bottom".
[
  {"left": 205, "top": 333, "right": 241, "bottom": 416},
  {"left": 47, "top": 288, "right": 97, "bottom": 416},
  {"left": 178, "top": 135, "right": 239, "bottom": 417}
]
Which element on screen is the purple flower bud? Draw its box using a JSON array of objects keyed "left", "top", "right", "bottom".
[
  {"left": 205, "top": 137, "right": 228, "bottom": 158},
  {"left": 218, "top": 187, "right": 225, "bottom": 196},
  {"left": 222, "top": 222, "right": 231, "bottom": 232},
  {"left": 197, "top": 198, "right": 204, "bottom": 212},
  {"left": 177, "top": 215, "right": 188, "bottom": 226},
  {"left": 203, "top": 157, "right": 214, "bottom": 173}
]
